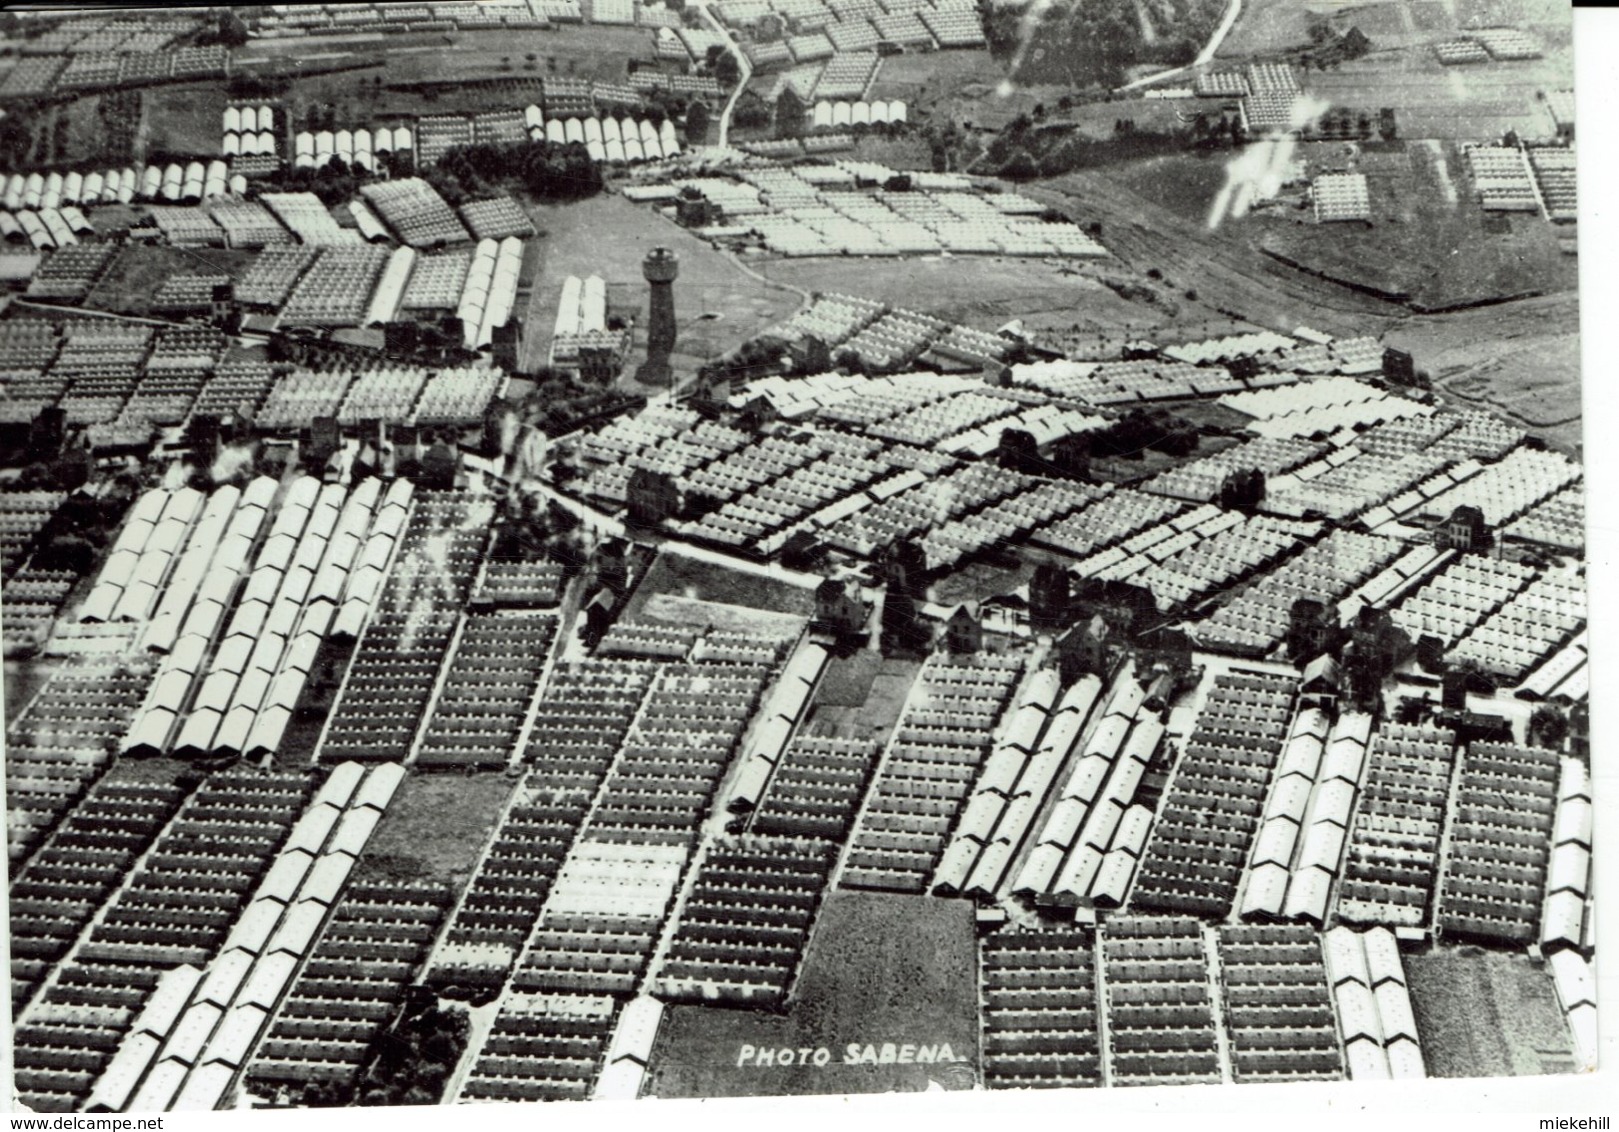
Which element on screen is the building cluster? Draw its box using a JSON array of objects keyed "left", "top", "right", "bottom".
[
  {"left": 0, "top": 0, "right": 1594, "bottom": 1114},
  {"left": 3, "top": 279, "right": 1596, "bottom": 1110},
  {"left": 623, "top": 159, "right": 1107, "bottom": 258},
  {"left": 699, "top": 0, "right": 986, "bottom": 91},
  {"left": 248, "top": 0, "right": 679, "bottom": 37}
]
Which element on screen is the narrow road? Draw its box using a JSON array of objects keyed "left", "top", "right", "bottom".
[
  {"left": 691, "top": 0, "right": 752, "bottom": 148},
  {"left": 1118, "top": 0, "right": 1243, "bottom": 91},
  {"left": 533, "top": 480, "right": 823, "bottom": 590}
]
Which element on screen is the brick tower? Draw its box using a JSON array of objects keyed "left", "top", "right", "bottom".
[{"left": 637, "top": 246, "right": 679, "bottom": 387}]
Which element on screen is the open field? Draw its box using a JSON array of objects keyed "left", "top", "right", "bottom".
[
  {"left": 143, "top": 84, "right": 232, "bottom": 160},
  {"left": 519, "top": 193, "right": 803, "bottom": 380},
  {"left": 1382, "top": 291, "right": 1581, "bottom": 454},
  {"left": 3, "top": 658, "right": 58, "bottom": 726},
  {"left": 1217, "top": 0, "right": 1573, "bottom": 58},
  {"left": 82, "top": 246, "right": 258, "bottom": 317},
  {"left": 638, "top": 592, "right": 807, "bottom": 637},
  {"left": 353, "top": 771, "right": 516, "bottom": 893},
  {"left": 405, "top": 26, "right": 655, "bottom": 85},
  {"left": 1404, "top": 946, "right": 1576, "bottom": 1077},
  {"left": 807, "top": 652, "right": 920, "bottom": 743},
  {"left": 646, "top": 890, "right": 978, "bottom": 1097},
  {"left": 1254, "top": 139, "right": 1575, "bottom": 311},
  {"left": 847, "top": 132, "right": 936, "bottom": 173},
  {"left": 627, "top": 551, "right": 819, "bottom": 620},
  {"left": 868, "top": 48, "right": 1006, "bottom": 108},
  {"left": 1301, "top": 49, "right": 1569, "bottom": 142},
  {"left": 1033, "top": 167, "right": 1411, "bottom": 337},
  {"left": 753, "top": 251, "right": 1172, "bottom": 335}
]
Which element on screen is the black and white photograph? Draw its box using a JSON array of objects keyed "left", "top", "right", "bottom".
[{"left": 0, "top": 0, "right": 1603, "bottom": 1120}]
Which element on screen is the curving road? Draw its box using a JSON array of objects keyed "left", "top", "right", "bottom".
[
  {"left": 690, "top": 0, "right": 752, "bottom": 148},
  {"left": 1119, "top": 0, "right": 1244, "bottom": 92}
]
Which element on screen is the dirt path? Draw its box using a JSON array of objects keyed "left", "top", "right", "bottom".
[{"left": 1032, "top": 171, "right": 1411, "bottom": 336}]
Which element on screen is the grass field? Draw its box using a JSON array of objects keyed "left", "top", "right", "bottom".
[
  {"left": 753, "top": 251, "right": 1168, "bottom": 335},
  {"left": 626, "top": 551, "right": 819, "bottom": 621},
  {"left": 3, "top": 658, "right": 57, "bottom": 726},
  {"left": 638, "top": 592, "right": 807, "bottom": 638},
  {"left": 646, "top": 890, "right": 979, "bottom": 1097},
  {"left": 104, "top": 755, "right": 194, "bottom": 787},
  {"left": 1382, "top": 291, "right": 1581, "bottom": 454},
  {"left": 82, "top": 246, "right": 258, "bottom": 317},
  {"left": 1091, "top": 149, "right": 1233, "bottom": 229},
  {"left": 1301, "top": 49, "right": 1569, "bottom": 143},
  {"left": 865, "top": 49, "right": 1006, "bottom": 118},
  {"left": 239, "top": 25, "right": 655, "bottom": 93},
  {"left": 353, "top": 771, "right": 516, "bottom": 893},
  {"left": 1254, "top": 145, "right": 1576, "bottom": 312},
  {"left": 519, "top": 193, "right": 803, "bottom": 380},
  {"left": 1217, "top": 0, "right": 1572, "bottom": 59},
  {"left": 930, "top": 559, "right": 1033, "bottom": 607},
  {"left": 805, "top": 653, "right": 920, "bottom": 743},
  {"left": 143, "top": 84, "right": 231, "bottom": 161},
  {"left": 1404, "top": 946, "right": 1576, "bottom": 1077}
]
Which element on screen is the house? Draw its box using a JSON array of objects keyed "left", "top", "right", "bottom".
[
  {"left": 490, "top": 317, "right": 523, "bottom": 373},
  {"left": 738, "top": 394, "right": 779, "bottom": 433},
  {"left": 814, "top": 576, "right": 867, "bottom": 639},
  {"left": 675, "top": 187, "right": 724, "bottom": 229},
  {"left": 1383, "top": 347, "right": 1419, "bottom": 387},
  {"left": 1436, "top": 708, "right": 1513, "bottom": 746},
  {"left": 626, "top": 467, "right": 682, "bottom": 527},
  {"left": 1287, "top": 597, "right": 1339, "bottom": 663},
  {"left": 1056, "top": 613, "right": 1111, "bottom": 683},
  {"left": 1143, "top": 669, "right": 1178, "bottom": 712},
  {"left": 945, "top": 603, "right": 982, "bottom": 655},
  {"left": 980, "top": 589, "right": 1029, "bottom": 636},
  {"left": 1300, "top": 653, "right": 1342, "bottom": 710},
  {"left": 1029, "top": 563, "right": 1070, "bottom": 633},
  {"left": 1437, "top": 504, "right": 1489, "bottom": 554},
  {"left": 596, "top": 537, "right": 630, "bottom": 596},
  {"left": 582, "top": 588, "right": 616, "bottom": 648},
  {"left": 304, "top": 416, "right": 340, "bottom": 474}
]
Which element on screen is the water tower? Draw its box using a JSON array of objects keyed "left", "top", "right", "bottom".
[{"left": 637, "top": 246, "right": 679, "bottom": 387}]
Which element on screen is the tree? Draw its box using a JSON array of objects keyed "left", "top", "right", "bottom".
[
  {"left": 882, "top": 538, "right": 927, "bottom": 600},
  {"left": 1530, "top": 704, "right": 1569, "bottom": 749},
  {"left": 879, "top": 581, "right": 928, "bottom": 657},
  {"left": 715, "top": 50, "right": 742, "bottom": 87},
  {"left": 733, "top": 93, "right": 769, "bottom": 129},
  {"left": 685, "top": 100, "right": 711, "bottom": 144},
  {"left": 200, "top": 8, "right": 249, "bottom": 47},
  {"left": 1218, "top": 468, "right": 1265, "bottom": 511},
  {"left": 1000, "top": 150, "right": 1039, "bottom": 180},
  {"left": 997, "top": 428, "right": 1043, "bottom": 475},
  {"left": 977, "top": 0, "right": 1025, "bottom": 59},
  {"left": 1449, "top": 657, "right": 1497, "bottom": 697},
  {"left": 776, "top": 87, "right": 806, "bottom": 139},
  {"left": 1050, "top": 433, "right": 1091, "bottom": 480},
  {"left": 1030, "top": 563, "right": 1070, "bottom": 632}
]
